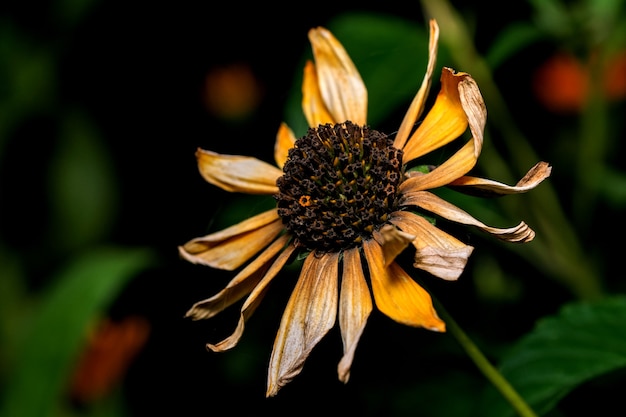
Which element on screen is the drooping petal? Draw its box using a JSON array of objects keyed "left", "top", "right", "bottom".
[
  {"left": 389, "top": 210, "right": 473, "bottom": 281},
  {"left": 206, "top": 241, "right": 297, "bottom": 353},
  {"left": 448, "top": 161, "right": 552, "bottom": 197},
  {"left": 185, "top": 234, "right": 292, "bottom": 320},
  {"left": 196, "top": 148, "right": 282, "bottom": 194},
  {"left": 394, "top": 19, "right": 439, "bottom": 150},
  {"left": 401, "top": 68, "right": 469, "bottom": 162},
  {"left": 338, "top": 248, "right": 372, "bottom": 383},
  {"left": 178, "top": 209, "right": 284, "bottom": 270},
  {"left": 363, "top": 239, "right": 445, "bottom": 331},
  {"left": 398, "top": 74, "right": 487, "bottom": 191},
  {"left": 267, "top": 251, "right": 340, "bottom": 397},
  {"left": 308, "top": 27, "right": 367, "bottom": 125},
  {"left": 402, "top": 190, "right": 536, "bottom": 242},
  {"left": 372, "top": 224, "right": 416, "bottom": 267},
  {"left": 302, "top": 60, "right": 336, "bottom": 127},
  {"left": 275, "top": 123, "right": 297, "bottom": 169}
]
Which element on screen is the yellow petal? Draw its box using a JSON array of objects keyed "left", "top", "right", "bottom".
[
  {"left": 266, "top": 251, "right": 339, "bottom": 397},
  {"left": 178, "top": 209, "right": 284, "bottom": 270},
  {"left": 399, "top": 139, "right": 476, "bottom": 193},
  {"left": 338, "top": 248, "right": 372, "bottom": 383},
  {"left": 394, "top": 19, "right": 440, "bottom": 150},
  {"left": 402, "top": 190, "right": 536, "bottom": 242},
  {"left": 398, "top": 74, "right": 487, "bottom": 192},
  {"left": 206, "top": 241, "right": 297, "bottom": 352},
  {"left": 185, "top": 234, "right": 292, "bottom": 320},
  {"left": 308, "top": 27, "right": 367, "bottom": 125},
  {"left": 401, "top": 68, "right": 469, "bottom": 162},
  {"left": 196, "top": 148, "right": 282, "bottom": 194},
  {"left": 372, "top": 224, "right": 416, "bottom": 267},
  {"left": 390, "top": 210, "right": 473, "bottom": 281},
  {"left": 275, "top": 123, "right": 297, "bottom": 169},
  {"left": 302, "top": 60, "right": 336, "bottom": 127},
  {"left": 363, "top": 239, "right": 445, "bottom": 331},
  {"left": 448, "top": 161, "right": 552, "bottom": 196}
]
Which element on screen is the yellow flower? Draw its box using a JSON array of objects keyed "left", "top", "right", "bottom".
[{"left": 179, "top": 19, "right": 551, "bottom": 397}]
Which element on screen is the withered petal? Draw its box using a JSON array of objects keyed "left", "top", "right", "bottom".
[
  {"left": 206, "top": 241, "right": 297, "bottom": 353},
  {"left": 448, "top": 161, "right": 553, "bottom": 197},
  {"left": 308, "top": 27, "right": 367, "bottom": 125},
  {"left": 266, "top": 251, "right": 340, "bottom": 397},
  {"left": 178, "top": 209, "right": 283, "bottom": 270},
  {"left": 398, "top": 73, "right": 486, "bottom": 190},
  {"left": 394, "top": 19, "right": 439, "bottom": 150},
  {"left": 372, "top": 224, "right": 416, "bottom": 267},
  {"left": 403, "top": 190, "right": 536, "bottom": 243},
  {"left": 363, "top": 239, "right": 445, "bottom": 331},
  {"left": 185, "top": 234, "right": 292, "bottom": 320},
  {"left": 390, "top": 210, "right": 473, "bottom": 281},
  {"left": 196, "top": 148, "right": 282, "bottom": 194},
  {"left": 338, "top": 248, "right": 372, "bottom": 383},
  {"left": 401, "top": 68, "right": 470, "bottom": 163}
]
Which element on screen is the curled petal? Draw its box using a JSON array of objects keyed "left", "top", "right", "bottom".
[
  {"left": 308, "top": 27, "right": 367, "bottom": 125},
  {"left": 275, "top": 123, "right": 297, "bottom": 169},
  {"left": 372, "top": 224, "right": 416, "bottom": 267},
  {"left": 390, "top": 211, "right": 473, "bottom": 281},
  {"left": 448, "top": 161, "right": 553, "bottom": 197},
  {"left": 394, "top": 19, "right": 439, "bottom": 150},
  {"left": 185, "top": 234, "right": 292, "bottom": 320},
  {"left": 459, "top": 75, "right": 486, "bottom": 159},
  {"left": 206, "top": 242, "right": 297, "bottom": 353},
  {"left": 267, "top": 251, "right": 340, "bottom": 397},
  {"left": 403, "top": 190, "right": 536, "bottom": 242},
  {"left": 196, "top": 148, "right": 282, "bottom": 194},
  {"left": 178, "top": 209, "right": 283, "bottom": 270},
  {"left": 363, "top": 239, "right": 445, "bottom": 331},
  {"left": 399, "top": 73, "right": 487, "bottom": 191},
  {"left": 302, "top": 61, "right": 336, "bottom": 127},
  {"left": 338, "top": 248, "right": 372, "bottom": 383}
]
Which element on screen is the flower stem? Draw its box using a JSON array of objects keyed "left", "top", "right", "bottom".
[{"left": 434, "top": 298, "right": 538, "bottom": 417}]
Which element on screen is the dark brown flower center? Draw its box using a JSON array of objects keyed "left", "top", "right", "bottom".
[{"left": 275, "top": 121, "right": 403, "bottom": 252}]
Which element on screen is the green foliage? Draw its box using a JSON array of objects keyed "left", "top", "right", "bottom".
[
  {"left": 485, "top": 22, "right": 544, "bottom": 70},
  {"left": 479, "top": 297, "right": 626, "bottom": 416},
  {"left": 0, "top": 247, "right": 155, "bottom": 417}
]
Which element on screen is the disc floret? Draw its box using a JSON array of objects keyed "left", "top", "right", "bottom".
[{"left": 275, "top": 121, "right": 404, "bottom": 251}]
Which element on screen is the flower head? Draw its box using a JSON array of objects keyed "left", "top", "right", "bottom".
[{"left": 179, "top": 20, "right": 551, "bottom": 397}]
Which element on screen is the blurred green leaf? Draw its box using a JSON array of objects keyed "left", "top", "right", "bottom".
[
  {"left": 0, "top": 246, "right": 155, "bottom": 417},
  {"left": 478, "top": 296, "right": 626, "bottom": 417},
  {"left": 485, "top": 22, "right": 545, "bottom": 70},
  {"left": 48, "top": 110, "right": 119, "bottom": 252},
  {"left": 527, "top": 0, "right": 573, "bottom": 39},
  {"left": 284, "top": 13, "right": 434, "bottom": 136},
  {"left": 598, "top": 166, "right": 626, "bottom": 207}
]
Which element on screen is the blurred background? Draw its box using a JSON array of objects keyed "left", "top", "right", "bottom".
[{"left": 1, "top": 0, "right": 625, "bottom": 416}]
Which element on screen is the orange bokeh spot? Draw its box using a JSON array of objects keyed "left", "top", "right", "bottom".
[
  {"left": 533, "top": 53, "right": 589, "bottom": 113},
  {"left": 533, "top": 50, "right": 626, "bottom": 114},
  {"left": 203, "top": 63, "right": 264, "bottom": 120}
]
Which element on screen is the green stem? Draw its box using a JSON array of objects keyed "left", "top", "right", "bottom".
[{"left": 435, "top": 299, "right": 538, "bottom": 417}]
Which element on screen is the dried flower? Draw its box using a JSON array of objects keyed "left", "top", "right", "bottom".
[{"left": 179, "top": 20, "right": 551, "bottom": 397}]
